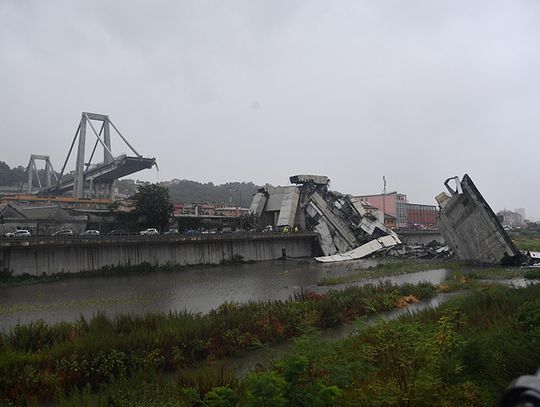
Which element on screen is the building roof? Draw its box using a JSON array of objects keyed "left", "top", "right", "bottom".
[
  {"left": 0, "top": 204, "right": 27, "bottom": 219},
  {"left": 18, "top": 206, "right": 75, "bottom": 221}
]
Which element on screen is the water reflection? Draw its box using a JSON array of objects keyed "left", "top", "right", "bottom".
[{"left": 0, "top": 259, "right": 454, "bottom": 330}]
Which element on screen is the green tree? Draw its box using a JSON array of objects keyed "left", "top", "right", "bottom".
[{"left": 132, "top": 184, "right": 174, "bottom": 231}]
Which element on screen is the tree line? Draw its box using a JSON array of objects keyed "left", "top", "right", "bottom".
[
  {"left": 0, "top": 161, "right": 27, "bottom": 186},
  {"left": 117, "top": 178, "right": 261, "bottom": 207}
]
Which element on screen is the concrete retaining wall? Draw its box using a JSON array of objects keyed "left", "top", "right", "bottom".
[{"left": 0, "top": 233, "right": 318, "bottom": 276}]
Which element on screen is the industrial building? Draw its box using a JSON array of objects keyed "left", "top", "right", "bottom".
[{"left": 355, "top": 192, "right": 438, "bottom": 230}]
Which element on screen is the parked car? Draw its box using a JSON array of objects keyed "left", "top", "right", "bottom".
[
  {"left": 164, "top": 228, "right": 179, "bottom": 235},
  {"left": 5, "top": 230, "right": 31, "bottom": 238},
  {"left": 82, "top": 230, "right": 100, "bottom": 236},
  {"left": 140, "top": 228, "right": 159, "bottom": 236},
  {"left": 107, "top": 229, "right": 128, "bottom": 236},
  {"left": 185, "top": 229, "right": 201, "bottom": 236},
  {"left": 52, "top": 229, "right": 74, "bottom": 237}
]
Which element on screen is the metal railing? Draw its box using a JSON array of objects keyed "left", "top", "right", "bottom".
[{"left": 0, "top": 231, "right": 319, "bottom": 247}]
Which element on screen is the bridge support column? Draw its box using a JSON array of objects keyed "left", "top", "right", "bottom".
[
  {"left": 45, "top": 161, "right": 51, "bottom": 188},
  {"left": 74, "top": 115, "right": 87, "bottom": 198},
  {"left": 27, "top": 164, "right": 33, "bottom": 194},
  {"left": 103, "top": 119, "right": 113, "bottom": 164}
]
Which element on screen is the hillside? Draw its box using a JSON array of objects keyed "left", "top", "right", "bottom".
[{"left": 116, "top": 178, "right": 261, "bottom": 207}]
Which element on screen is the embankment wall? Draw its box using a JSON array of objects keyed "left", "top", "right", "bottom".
[{"left": 0, "top": 233, "right": 319, "bottom": 276}]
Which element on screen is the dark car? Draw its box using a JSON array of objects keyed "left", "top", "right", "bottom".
[
  {"left": 81, "top": 230, "right": 100, "bottom": 237},
  {"left": 52, "top": 229, "right": 74, "bottom": 237},
  {"left": 164, "top": 229, "right": 179, "bottom": 235},
  {"left": 107, "top": 230, "right": 127, "bottom": 236}
]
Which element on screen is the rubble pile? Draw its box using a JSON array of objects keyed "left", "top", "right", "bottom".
[
  {"left": 375, "top": 241, "right": 451, "bottom": 260},
  {"left": 249, "top": 175, "right": 401, "bottom": 262}
]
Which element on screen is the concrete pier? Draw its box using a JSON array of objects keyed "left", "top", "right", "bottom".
[{"left": 0, "top": 233, "right": 319, "bottom": 276}]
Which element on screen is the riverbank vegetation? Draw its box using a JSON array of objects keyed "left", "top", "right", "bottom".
[
  {"left": 317, "top": 259, "right": 540, "bottom": 286},
  {"left": 317, "top": 260, "right": 461, "bottom": 286},
  {"left": 512, "top": 230, "right": 540, "bottom": 252},
  {"left": 52, "top": 283, "right": 540, "bottom": 406},
  {"left": 0, "top": 277, "right": 480, "bottom": 406}
]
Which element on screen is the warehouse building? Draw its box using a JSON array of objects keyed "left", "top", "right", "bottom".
[{"left": 355, "top": 192, "right": 438, "bottom": 230}]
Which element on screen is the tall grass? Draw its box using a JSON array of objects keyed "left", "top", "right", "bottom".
[
  {"left": 0, "top": 280, "right": 442, "bottom": 405},
  {"left": 513, "top": 234, "right": 540, "bottom": 251},
  {"left": 53, "top": 284, "right": 540, "bottom": 406}
]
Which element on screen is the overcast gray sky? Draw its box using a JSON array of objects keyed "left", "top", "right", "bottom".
[{"left": 1, "top": 1, "right": 539, "bottom": 218}]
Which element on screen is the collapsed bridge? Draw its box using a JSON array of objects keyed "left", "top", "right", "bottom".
[
  {"left": 27, "top": 112, "right": 156, "bottom": 200},
  {"left": 249, "top": 175, "right": 402, "bottom": 262}
]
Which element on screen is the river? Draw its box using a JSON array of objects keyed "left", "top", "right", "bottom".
[{"left": 0, "top": 259, "right": 457, "bottom": 330}]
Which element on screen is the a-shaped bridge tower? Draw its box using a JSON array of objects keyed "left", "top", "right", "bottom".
[{"left": 39, "top": 112, "right": 156, "bottom": 199}]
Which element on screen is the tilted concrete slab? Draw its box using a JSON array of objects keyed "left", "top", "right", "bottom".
[
  {"left": 315, "top": 220, "right": 336, "bottom": 256},
  {"left": 249, "top": 191, "right": 268, "bottom": 217},
  {"left": 436, "top": 174, "right": 522, "bottom": 265},
  {"left": 307, "top": 191, "right": 358, "bottom": 250},
  {"left": 277, "top": 187, "right": 300, "bottom": 227}
]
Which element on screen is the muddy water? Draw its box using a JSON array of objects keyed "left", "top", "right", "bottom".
[{"left": 0, "top": 259, "right": 455, "bottom": 330}]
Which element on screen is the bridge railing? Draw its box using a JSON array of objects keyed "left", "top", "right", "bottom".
[{"left": 0, "top": 231, "right": 319, "bottom": 247}]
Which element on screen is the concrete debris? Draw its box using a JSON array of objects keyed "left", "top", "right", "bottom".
[
  {"left": 528, "top": 251, "right": 540, "bottom": 260},
  {"left": 376, "top": 242, "right": 451, "bottom": 260},
  {"left": 527, "top": 251, "right": 540, "bottom": 265},
  {"left": 436, "top": 174, "right": 523, "bottom": 265},
  {"left": 249, "top": 175, "right": 401, "bottom": 262}
]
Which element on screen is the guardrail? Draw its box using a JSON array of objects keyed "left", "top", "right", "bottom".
[{"left": 0, "top": 231, "right": 319, "bottom": 247}]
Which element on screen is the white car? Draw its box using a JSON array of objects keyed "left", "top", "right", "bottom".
[
  {"left": 140, "top": 228, "right": 159, "bottom": 236},
  {"left": 6, "top": 230, "right": 31, "bottom": 238}
]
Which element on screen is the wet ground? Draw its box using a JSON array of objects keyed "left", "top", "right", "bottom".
[{"left": 0, "top": 259, "right": 461, "bottom": 330}]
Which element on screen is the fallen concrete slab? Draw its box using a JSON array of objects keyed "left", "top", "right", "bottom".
[
  {"left": 315, "top": 235, "right": 402, "bottom": 263},
  {"left": 436, "top": 174, "right": 522, "bottom": 265}
]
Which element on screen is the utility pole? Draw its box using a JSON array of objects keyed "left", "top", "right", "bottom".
[{"left": 382, "top": 176, "right": 387, "bottom": 226}]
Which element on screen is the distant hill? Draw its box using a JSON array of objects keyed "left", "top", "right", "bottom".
[
  {"left": 0, "top": 161, "right": 27, "bottom": 186},
  {"left": 116, "top": 179, "right": 262, "bottom": 207}
]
